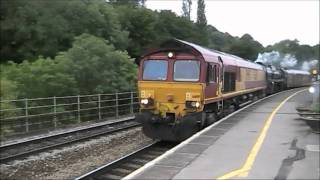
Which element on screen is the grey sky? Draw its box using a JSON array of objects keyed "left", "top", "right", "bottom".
[{"left": 146, "top": 0, "right": 319, "bottom": 47}]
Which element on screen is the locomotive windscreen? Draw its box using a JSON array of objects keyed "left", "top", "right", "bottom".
[
  {"left": 143, "top": 60, "right": 168, "bottom": 80},
  {"left": 174, "top": 60, "right": 200, "bottom": 81}
]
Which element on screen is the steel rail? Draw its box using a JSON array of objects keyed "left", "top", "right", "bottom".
[
  {"left": 0, "top": 118, "right": 140, "bottom": 163},
  {"left": 75, "top": 141, "right": 177, "bottom": 180}
]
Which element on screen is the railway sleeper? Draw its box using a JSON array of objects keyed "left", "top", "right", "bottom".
[
  {"left": 140, "top": 154, "right": 158, "bottom": 160},
  {"left": 151, "top": 147, "right": 170, "bottom": 152},
  {"left": 131, "top": 158, "right": 149, "bottom": 165},
  {"left": 147, "top": 150, "right": 165, "bottom": 156},
  {"left": 110, "top": 168, "right": 132, "bottom": 176},
  {"left": 100, "top": 173, "right": 122, "bottom": 180},
  {"left": 121, "top": 163, "right": 141, "bottom": 170}
]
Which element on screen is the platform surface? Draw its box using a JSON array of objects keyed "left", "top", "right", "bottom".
[{"left": 127, "top": 88, "right": 320, "bottom": 179}]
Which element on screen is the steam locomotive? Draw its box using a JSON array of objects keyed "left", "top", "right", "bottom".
[
  {"left": 136, "top": 39, "right": 312, "bottom": 141},
  {"left": 261, "top": 64, "right": 312, "bottom": 94}
]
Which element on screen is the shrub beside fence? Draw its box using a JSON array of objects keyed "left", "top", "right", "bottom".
[{"left": 0, "top": 92, "right": 139, "bottom": 139}]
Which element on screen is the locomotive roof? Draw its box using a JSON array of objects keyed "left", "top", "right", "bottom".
[
  {"left": 284, "top": 69, "right": 310, "bottom": 75},
  {"left": 167, "top": 39, "right": 264, "bottom": 70}
]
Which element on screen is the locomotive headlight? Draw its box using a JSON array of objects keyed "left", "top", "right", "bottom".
[
  {"left": 191, "top": 101, "right": 196, "bottom": 107},
  {"left": 309, "top": 86, "right": 315, "bottom": 93},
  {"left": 140, "top": 98, "right": 154, "bottom": 107},
  {"left": 168, "top": 52, "right": 174, "bottom": 58},
  {"left": 141, "top": 99, "right": 149, "bottom": 105},
  {"left": 312, "top": 69, "right": 318, "bottom": 75},
  {"left": 186, "top": 101, "right": 201, "bottom": 108}
]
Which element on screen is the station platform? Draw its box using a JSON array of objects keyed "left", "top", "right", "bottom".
[{"left": 125, "top": 88, "right": 320, "bottom": 179}]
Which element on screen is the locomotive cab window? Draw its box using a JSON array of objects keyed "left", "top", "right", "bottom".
[
  {"left": 174, "top": 60, "right": 200, "bottom": 81},
  {"left": 207, "top": 64, "right": 216, "bottom": 83},
  {"left": 143, "top": 60, "right": 168, "bottom": 80}
]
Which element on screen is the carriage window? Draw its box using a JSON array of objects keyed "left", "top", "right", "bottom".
[
  {"left": 208, "top": 64, "right": 216, "bottom": 83},
  {"left": 223, "top": 72, "right": 236, "bottom": 92},
  {"left": 174, "top": 60, "right": 200, "bottom": 81},
  {"left": 143, "top": 60, "right": 168, "bottom": 80}
]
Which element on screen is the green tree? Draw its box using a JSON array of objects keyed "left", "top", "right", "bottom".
[
  {"left": 59, "top": 34, "right": 137, "bottom": 94},
  {"left": 0, "top": 0, "right": 128, "bottom": 63},
  {"left": 3, "top": 58, "right": 78, "bottom": 98},
  {"left": 110, "top": 0, "right": 146, "bottom": 7},
  {"left": 265, "top": 39, "right": 319, "bottom": 66},
  {"left": 266, "top": 39, "right": 300, "bottom": 55},
  {"left": 295, "top": 45, "right": 314, "bottom": 61},
  {"left": 227, "top": 34, "right": 264, "bottom": 60},
  {"left": 0, "top": 77, "right": 18, "bottom": 101},
  {"left": 207, "top": 30, "right": 234, "bottom": 52},
  {"left": 117, "top": 6, "right": 159, "bottom": 59},
  {"left": 197, "top": 0, "right": 207, "bottom": 28},
  {"left": 154, "top": 10, "right": 201, "bottom": 44},
  {"left": 182, "top": 0, "right": 192, "bottom": 20},
  {"left": 0, "top": 65, "right": 19, "bottom": 120},
  {"left": 1, "top": 34, "right": 137, "bottom": 98},
  {"left": 0, "top": 78, "right": 20, "bottom": 133}
]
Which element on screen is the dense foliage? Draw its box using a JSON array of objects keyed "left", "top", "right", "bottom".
[
  {"left": 0, "top": 0, "right": 319, "bottom": 100},
  {"left": 265, "top": 40, "right": 319, "bottom": 65},
  {"left": 0, "top": 0, "right": 129, "bottom": 62},
  {"left": 1, "top": 34, "right": 137, "bottom": 99}
]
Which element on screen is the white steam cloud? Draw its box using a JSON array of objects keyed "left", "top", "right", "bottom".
[
  {"left": 301, "top": 59, "right": 319, "bottom": 71},
  {"left": 255, "top": 51, "right": 297, "bottom": 68}
]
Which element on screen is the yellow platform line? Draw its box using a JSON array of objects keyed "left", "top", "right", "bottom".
[{"left": 217, "top": 89, "right": 306, "bottom": 180}]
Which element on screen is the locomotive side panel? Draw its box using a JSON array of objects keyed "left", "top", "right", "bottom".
[
  {"left": 239, "top": 68, "right": 266, "bottom": 90},
  {"left": 217, "top": 64, "right": 266, "bottom": 101}
]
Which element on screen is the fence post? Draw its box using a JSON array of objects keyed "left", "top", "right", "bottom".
[
  {"left": 130, "top": 92, "right": 134, "bottom": 114},
  {"left": 98, "top": 94, "right": 101, "bottom": 120},
  {"left": 25, "top": 98, "right": 29, "bottom": 133},
  {"left": 53, "top": 96, "right": 57, "bottom": 129},
  {"left": 77, "top": 95, "right": 81, "bottom": 123},
  {"left": 115, "top": 92, "right": 119, "bottom": 118}
]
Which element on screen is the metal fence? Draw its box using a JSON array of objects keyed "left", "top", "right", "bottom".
[{"left": 0, "top": 92, "right": 139, "bottom": 139}]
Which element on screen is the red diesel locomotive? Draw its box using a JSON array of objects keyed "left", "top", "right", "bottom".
[{"left": 136, "top": 39, "right": 310, "bottom": 141}]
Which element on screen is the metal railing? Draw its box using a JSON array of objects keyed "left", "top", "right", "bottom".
[{"left": 0, "top": 92, "right": 139, "bottom": 139}]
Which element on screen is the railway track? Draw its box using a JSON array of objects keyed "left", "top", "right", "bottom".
[
  {"left": 0, "top": 118, "right": 140, "bottom": 164},
  {"left": 75, "top": 141, "right": 177, "bottom": 180},
  {"left": 73, "top": 95, "right": 264, "bottom": 180}
]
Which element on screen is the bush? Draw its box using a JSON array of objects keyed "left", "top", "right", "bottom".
[
  {"left": 58, "top": 33, "right": 138, "bottom": 94},
  {"left": 1, "top": 34, "right": 137, "bottom": 99},
  {"left": 2, "top": 58, "right": 78, "bottom": 98}
]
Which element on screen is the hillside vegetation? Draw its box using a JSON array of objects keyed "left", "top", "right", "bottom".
[{"left": 1, "top": 0, "right": 318, "bottom": 100}]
